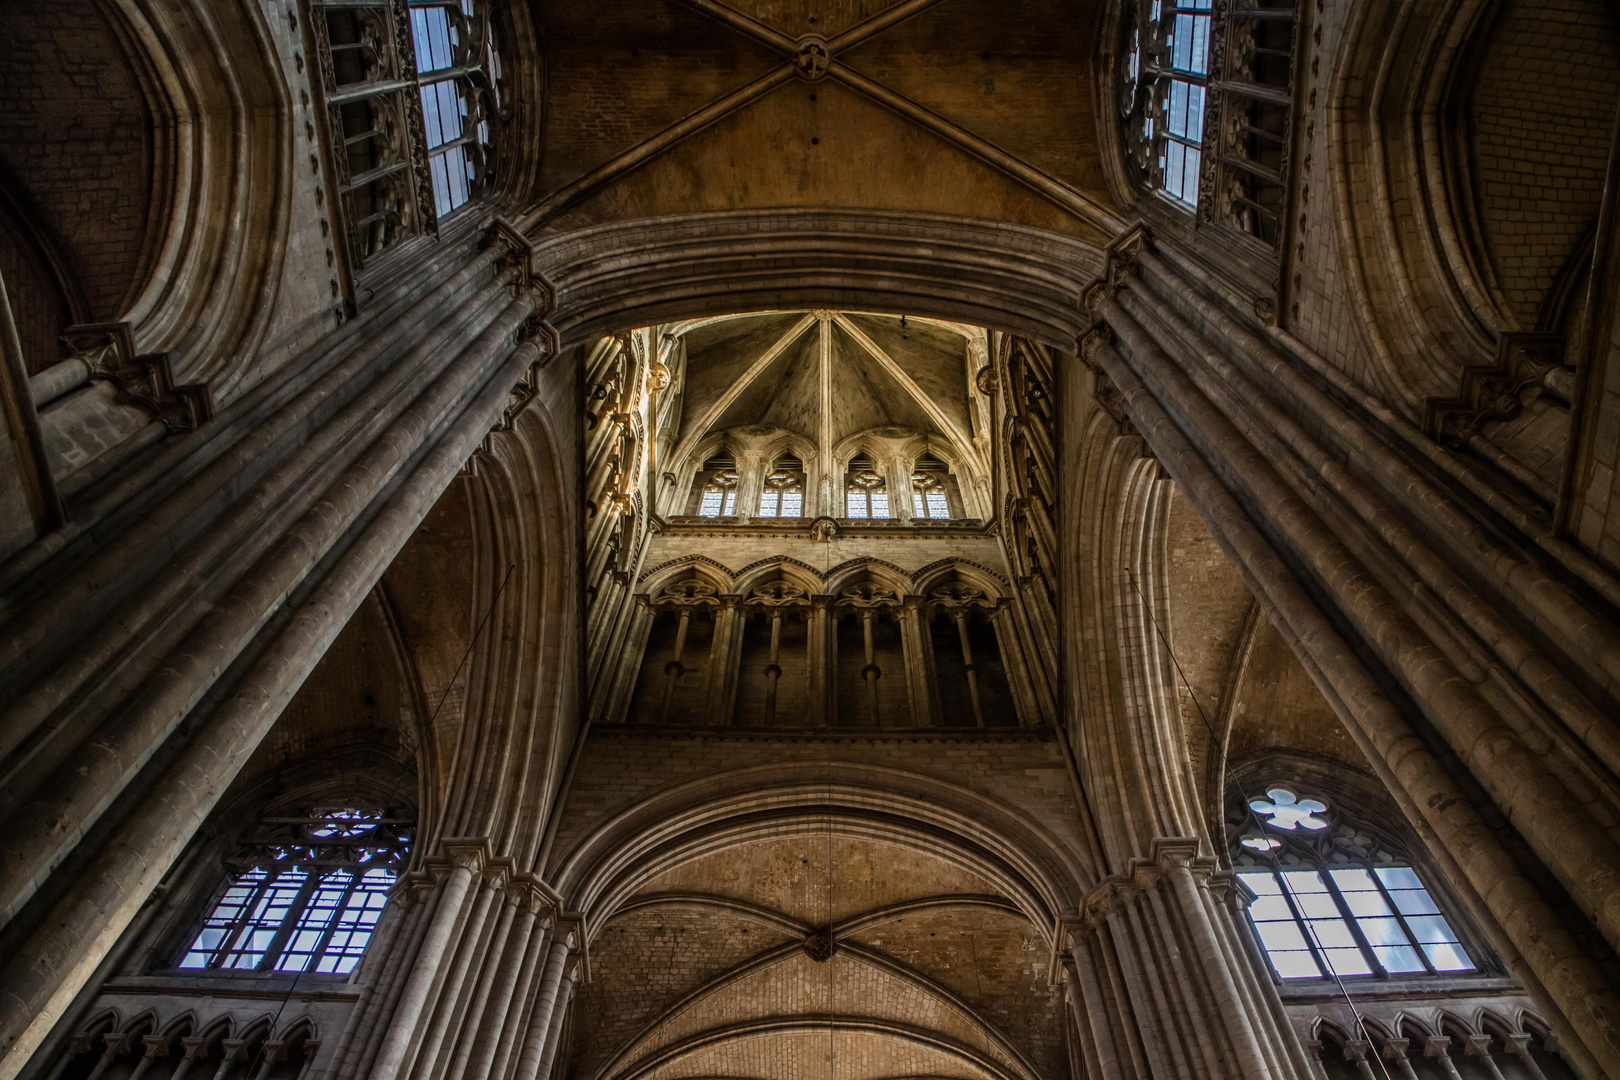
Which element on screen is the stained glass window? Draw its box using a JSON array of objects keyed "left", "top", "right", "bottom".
[
  {"left": 179, "top": 808, "right": 411, "bottom": 974},
  {"left": 409, "top": 1, "right": 501, "bottom": 218},
  {"left": 1234, "top": 787, "right": 1473, "bottom": 981}
]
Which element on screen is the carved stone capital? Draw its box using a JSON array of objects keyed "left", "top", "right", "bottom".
[
  {"left": 61, "top": 322, "right": 213, "bottom": 433},
  {"left": 1423, "top": 332, "right": 1565, "bottom": 448}
]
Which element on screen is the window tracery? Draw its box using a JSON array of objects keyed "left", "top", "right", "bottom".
[
  {"left": 910, "top": 454, "right": 954, "bottom": 519},
  {"left": 1233, "top": 787, "right": 1474, "bottom": 980},
  {"left": 308, "top": 0, "right": 505, "bottom": 269},
  {"left": 179, "top": 808, "right": 410, "bottom": 974},
  {"left": 409, "top": 1, "right": 504, "bottom": 219},
  {"left": 758, "top": 455, "right": 805, "bottom": 518},
  {"left": 845, "top": 454, "right": 889, "bottom": 519},
  {"left": 1120, "top": 0, "right": 1213, "bottom": 208},
  {"left": 693, "top": 452, "right": 739, "bottom": 518},
  {"left": 1118, "top": 0, "right": 1298, "bottom": 243}
]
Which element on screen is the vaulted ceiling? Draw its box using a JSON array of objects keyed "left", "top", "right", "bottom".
[
  {"left": 569, "top": 834, "right": 1068, "bottom": 1080},
  {"left": 667, "top": 311, "right": 989, "bottom": 484},
  {"left": 521, "top": 0, "right": 1123, "bottom": 243}
]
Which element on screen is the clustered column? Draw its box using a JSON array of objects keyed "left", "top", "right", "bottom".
[{"left": 1083, "top": 229, "right": 1620, "bottom": 1077}]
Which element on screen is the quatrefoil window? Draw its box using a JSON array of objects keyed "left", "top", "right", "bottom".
[{"left": 1248, "top": 787, "right": 1328, "bottom": 832}]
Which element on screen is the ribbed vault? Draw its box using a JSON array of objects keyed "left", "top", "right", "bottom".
[{"left": 570, "top": 833, "right": 1069, "bottom": 1080}]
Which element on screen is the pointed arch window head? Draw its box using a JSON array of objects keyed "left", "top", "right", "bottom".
[
  {"left": 911, "top": 454, "right": 953, "bottom": 519},
  {"left": 845, "top": 454, "right": 889, "bottom": 519},
  {"left": 759, "top": 454, "right": 805, "bottom": 519},
  {"left": 178, "top": 808, "right": 411, "bottom": 974},
  {"left": 1233, "top": 786, "right": 1474, "bottom": 982},
  {"left": 694, "top": 451, "right": 739, "bottom": 518}
]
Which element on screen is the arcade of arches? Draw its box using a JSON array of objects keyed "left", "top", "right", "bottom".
[{"left": 0, "top": 4, "right": 1617, "bottom": 1080}]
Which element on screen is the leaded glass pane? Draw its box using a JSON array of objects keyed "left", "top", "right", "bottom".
[
  {"left": 870, "top": 492, "right": 889, "bottom": 519},
  {"left": 926, "top": 491, "right": 949, "bottom": 518},
  {"left": 1238, "top": 870, "right": 1321, "bottom": 979},
  {"left": 759, "top": 491, "right": 779, "bottom": 517},
  {"left": 780, "top": 491, "right": 802, "bottom": 518},
  {"left": 699, "top": 489, "right": 724, "bottom": 517}
]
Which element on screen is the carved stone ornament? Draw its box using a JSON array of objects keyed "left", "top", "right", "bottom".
[
  {"left": 974, "top": 365, "right": 1000, "bottom": 396},
  {"left": 803, "top": 930, "right": 835, "bottom": 962},
  {"left": 794, "top": 36, "right": 831, "bottom": 80},
  {"left": 929, "top": 582, "right": 988, "bottom": 614},
  {"left": 1422, "top": 333, "right": 1566, "bottom": 448},
  {"left": 837, "top": 582, "right": 900, "bottom": 610},
  {"left": 654, "top": 578, "right": 721, "bottom": 612},
  {"left": 60, "top": 322, "right": 213, "bottom": 433},
  {"left": 809, "top": 516, "right": 839, "bottom": 543},
  {"left": 747, "top": 582, "right": 811, "bottom": 609},
  {"left": 648, "top": 362, "right": 672, "bottom": 391}
]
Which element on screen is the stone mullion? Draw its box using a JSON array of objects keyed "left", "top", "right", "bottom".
[
  {"left": 709, "top": 596, "right": 745, "bottom": 725},
  {"left": 1086, "top": 325, "right": 1620, "bottom": 1079},
  {"left": 1105, "top": 291, "right": 1620, "bottom": 952},
  {"left": 807, "top": 596, "right": 833, "bottom": 726},
  {"left": 898, "top": 596, "right": 935, "bottom": 726}
]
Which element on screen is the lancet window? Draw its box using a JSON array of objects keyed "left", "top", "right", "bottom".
[
  {"left": 1118, "top": 0, "right": 1298, "bottom": 242},
  {"left": 910, "top": 454, "right": 954, "bottom": 519},
  {"left": 308, "top": 0, "right": 505, "bottom": 268},
  {"left": 1121, "top": 0, "right": 1212, "bottom": 208},
  {"left": 693, "top": 452, "right": 739, "bottom": 517},
  {"left": 178, "top": 808, "right": 411, "bottom": 974},
  {"left": 845, "top": 454, "right": 890, "bottom": 519},
  {"left": 410, "top": 1, "right": 503, "bottom": 218},
  {"left": 1234, "top": 787, "right": 1474, "bottom": 980},
  {"left": 758, "top": 455, "right": 806, "bottom": 518}
]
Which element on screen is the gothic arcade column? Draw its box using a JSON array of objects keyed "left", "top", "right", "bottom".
[
  {"left": 0, "top": 225, "right": 556, "bottom": 1074},
  {"left": 1082, "top": 227, "right": 1620, "bottom": 1078}
]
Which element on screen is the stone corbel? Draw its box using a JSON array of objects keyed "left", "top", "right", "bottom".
[
  {"left": 556, "top": 912, "right": 591, "bottom": 984},
  {"left": 1079, "top": 222, "right": 1152, "bottom": 319},
  {"left": 506, "top": 873, "right": 561, "bottom": 919},
  {"left": 1423, "top": 332, "right": 1567, "bottom": 448},
  {"left": 60, "top": 322, "right": 213, "bottom": 433}
]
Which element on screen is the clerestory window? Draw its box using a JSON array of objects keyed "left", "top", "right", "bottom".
[
  {"left": 410, "top": 1, "right": 502, "bottom": 219},
  {"left": 1120, "top": 0, "right": 1212, "bottom": 209},
  {"left": 910, "top": 454, "right": 953, "bottom": 519},
  {"left": 178, "top": 808, "right": 411, "bottom": 974},
  {"left": 758, "top": 455, "right": 805, "bottom": 518},
  {"left": 845, "top": 454, "right": 889, "bottom": 519},
  {"left": 1235, "top": 787, "right": 1474, "bottom": 981}
]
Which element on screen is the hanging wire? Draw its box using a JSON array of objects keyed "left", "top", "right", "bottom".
[{"left": 1124, "top": 566, "right": 1396, "bottom": 1080}]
